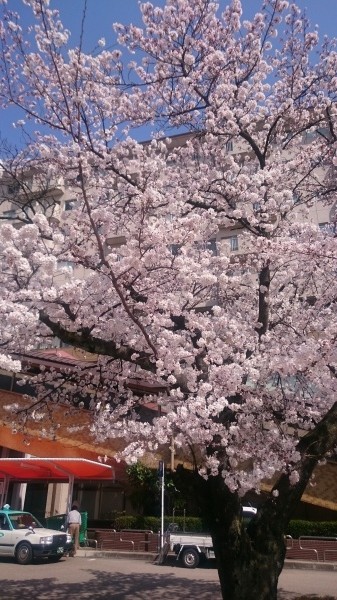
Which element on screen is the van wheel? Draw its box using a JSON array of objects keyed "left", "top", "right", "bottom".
[
  {"left": 16, "top": 542, "right": 33, "bottom": 565},
  {"left": 181, "top": 548, "right": 200, "bottom": 568}
]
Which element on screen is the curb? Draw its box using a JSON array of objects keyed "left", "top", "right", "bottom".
[
  {"left": 77, "top": 549, "right": 157, "bottom": 562},
  {"left": 76, "top": 549, "right": 337, "bottom": 571},
  {"left": 284, "top": 559, "right": 337, "bottom": 571}
]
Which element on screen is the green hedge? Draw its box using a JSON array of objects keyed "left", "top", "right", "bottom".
[
  {"left": 287, "top": 520, "right": 337, "bottom": 538},
  {"left": 90, "top": 515, "right": 337, "bottom": 538},
  {"left": 114, "top": 515, "right": 204, "bottom": 532}
]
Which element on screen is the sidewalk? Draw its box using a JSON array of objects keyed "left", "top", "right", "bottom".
[
  {"left": 77, "top": 547, "right": 157, "bottom": 563},
  {"left": 76, "top": 547, "right": 337, "bottom": 571}
]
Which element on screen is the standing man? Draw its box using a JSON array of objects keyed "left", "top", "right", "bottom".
[{"left": 67, "top": 503, "right": 82, "bottom": 556}]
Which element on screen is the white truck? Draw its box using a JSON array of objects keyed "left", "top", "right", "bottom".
[{"left": 159, "top": 506, "right": 257, "bottom": 568}]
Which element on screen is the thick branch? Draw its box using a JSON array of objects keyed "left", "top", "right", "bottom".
[
  {"left": 272, "top": 400, "right": 337, "bottom": 524},
  {"left": 39, "top": 310, "right": 156, "bottom": 372},
  {"left": 256, "top": 262, "right": 270, "bottom": 337}
]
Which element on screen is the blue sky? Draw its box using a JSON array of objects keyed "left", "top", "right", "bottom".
[
  {"left": 36, "top": 0, "right": 337, "bottom": 50},
  {"left": 46, "top": 0, "right": 337, "bottom": 47},
  {"left": 1, "top": 0, "right": 337, "bottom": 145}
]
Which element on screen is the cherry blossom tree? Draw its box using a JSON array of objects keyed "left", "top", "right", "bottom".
[{"left": 1, "top": 1, "right": 337, "bottom": 598}]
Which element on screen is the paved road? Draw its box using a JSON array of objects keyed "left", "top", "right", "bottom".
[{"left": 0, "top": 554, "right": 336, "bottom": 599}]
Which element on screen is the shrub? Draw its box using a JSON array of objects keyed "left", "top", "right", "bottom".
[
  {"left": 287, "top": 520, "right": 337, "bottom": 539},
  {"left": 91, "top": 515, "right": 337, "bottom": 539},
  {"left": 112, "top": 514, "right": 205, "bottom": 532},
  {"left": 114, "top": 515, "right": 138, "bottom": 530}
]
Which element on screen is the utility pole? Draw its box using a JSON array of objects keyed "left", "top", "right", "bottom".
[{"left": 158, "top": 460, "right": 165, "bottom": 549}]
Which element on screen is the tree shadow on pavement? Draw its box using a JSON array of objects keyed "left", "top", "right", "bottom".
[
  {"left": 1, "top": 569, "right": 223, "bottom": 600},
  {"left": 1, "top": 561, "right": 335, "bottom": 600},
  {"left": 278, "top": 591, "right": 336, "bottom": 600}
]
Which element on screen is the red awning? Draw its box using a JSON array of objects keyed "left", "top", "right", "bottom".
[{"left": 0, "top": 457, "right": 114, "bottom": 482}]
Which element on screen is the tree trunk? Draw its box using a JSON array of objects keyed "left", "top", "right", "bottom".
[
  {"left": 212, "top": 525, "right": 285, "bottom": 600},
  {"left": 197, "top": 474, "right": 286, "bottom": 600},
  {"left": 179, "top": 401, "right": 337, "bottom": 600}
]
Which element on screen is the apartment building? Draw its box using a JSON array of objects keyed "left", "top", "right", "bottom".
[{"left": 1, "top": 129, "right": 335, "bottom": 265}]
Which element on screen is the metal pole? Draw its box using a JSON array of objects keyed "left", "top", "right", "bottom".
[
  {"left": 170, "top": 435, "right": 175, "bottom": 471},
  {"left": 67, "top": 474, "right": 74, "bottom": 513},
  {"left": 0, "top": 475, "right": 9, "bottom": 507},
  {"left": 159, "top": 461, "right": 165, "bottom": 549}
]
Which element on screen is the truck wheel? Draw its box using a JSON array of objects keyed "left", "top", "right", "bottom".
[
  {"left": 181, "top": 548, "right": 200, "bottom": 568},
  {"left": 16, "top": 542, "right": 33, "bottom": 565}
]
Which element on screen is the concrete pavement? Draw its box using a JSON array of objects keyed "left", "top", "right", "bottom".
[{"left": 0, "top": 552, "right": 336, "bottom": 599}]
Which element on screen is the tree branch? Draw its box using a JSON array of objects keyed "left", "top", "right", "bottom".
[{"left": 39, "top": 310, "right": 156, "bottom": 372}]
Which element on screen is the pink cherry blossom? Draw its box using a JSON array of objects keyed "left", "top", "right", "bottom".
[{"left": 0, "top": 1, "right": 337, "bottom": 598}]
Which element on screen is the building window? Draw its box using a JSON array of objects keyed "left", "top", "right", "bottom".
[
  {"left": 1, "top": 253, "right": 10, "bottom": 272},
  {"left": 225, "top": 140, "right": 233, "bottom": 152},
  {"left": 303, "top": 127, "right": 331, "bottom": 144},
  {"left": 206, "top": 239, "right": 217, "bottom": 255},
  {"left": 318, "top": 222, "right": 335, "bottom": 235},
  {"left": 57, "top": 260, "right": 74, "bottom": 272},
  {"left": 229, "top": 235, "right": 239, "bottom": 252},
  {"left": 108, "top": 249, "right": 122, "bottom": 262},
  {"left": 170, "top": 243, "right": 181, "bottom": 256},
  {"left": 3, "top": 209, "right": 17, "bottom": 219},
  {"left": 196, "top": 239, "right": 217, "bottom": 255},
  {"left": 7, "top": 182, "right": 20, "bottom": 196},
  {"left": 316, "top": 127, "right": 330, "bottom": 139},
  {"left": 64, "top": 200, "right": 75, "bottom": 211}
]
